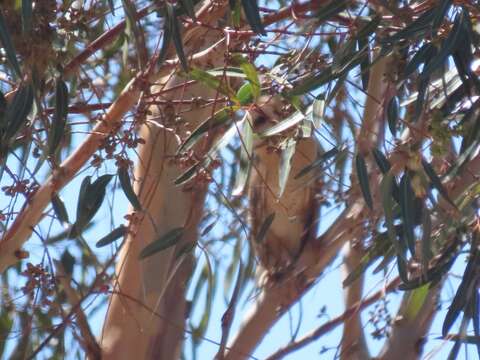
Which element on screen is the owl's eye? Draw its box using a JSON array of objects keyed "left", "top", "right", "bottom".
[{"left": 255, "top": 115, "right": 267, "bottom": 126}]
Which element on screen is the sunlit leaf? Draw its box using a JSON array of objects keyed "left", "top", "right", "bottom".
[
  {"left": 232, "top": 113, "right": 253, "bottom": 196},
  {"left": 405, "top": 284, "right": 429, "bottom": 321},
  {"left": 278, "top": 138, "right": 297, "bottom": 197}
]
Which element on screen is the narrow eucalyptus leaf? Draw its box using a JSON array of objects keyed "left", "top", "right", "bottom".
[
  {"left": 372, "top": 149, "right": 391, "bottom": 174},
  {"left": 256, "top": 213, "right": 275, "bottom": 243},
  {"left": 179, "top": 0, "right": 196, "bottom": 20},
  {"left": 422, "top": 159, "right": 455, "bottom": 207},
  {"left": 5, "top": 84, "right": 34, "bottom": 140},
  {"left": 404, "top": 43, "right": 436, "bottom": 78},
  {"left": 278, "top": 138, "right": 297, "bottom": 197},
  {"left": 60, "top": 249, "right": 75, "bottom": 276},
  {"left": 241, "top": 0, "right": 266, "bottom": 35},
  {"left": 232, "top": 114, "right": 253, "bottom": 196},
  {"left": 177, "top": 106, "right": 237, "bottom": 154},
  {"left": 312, "top": 95, "right": 325, "bottom": 129},
  {"left": 21, "top": 0, "right": 32, "bottom": 33},
  {"left": 387, "top": 96, "right": 398, "bottom": 136},
  {"left": 51, "top": 194, "right": 69, "bottom": 225},
  {"left": 295, "top": 147, "right": 338, "bottom": 179},
  {"left": 0, "top": 10, "right": 21, "bottom": 77},
  {"left": 118, "top": 167, "right": 142, "bottom": 211},
  {"left": 167, "top": 3, "right": 188, "bottom": 71},
  {"left": 400, "top": 172, "right": 416, "bottom": 255},
  {"left": 316, "top": 0, "right": 348, "bottom": 25},
  {"left": 356, "top": 154, "right": 373, "bottom": 210},
  {"left": 96, "top": 225, "right": 127, "bottom": 248},
  {"left": 139, "top": 227, "right": 184, "bottom": 259},
  {"left": 49, "top": 79, "right": 69, "bottom": 156}
]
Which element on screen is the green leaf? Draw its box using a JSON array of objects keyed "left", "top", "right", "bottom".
[
  {"left": 71, "top": 174, "right": 113, "bottom": 237},
  {"left": 48, "top": 79, "right": 69, "bottom": 157},
  {"left": 0, "top": 10, "right": 21, "bottom": 78},
  {"left": 384, "top": 9, "right": 435, "bottom": 44},
  {"left": 387, "top": 96, "right": 398, "bottom": 136},
  {"left": 356, "top": 154, "right": 373, "bottom": 210},
  {"left": 255, "top": 213, "right": 275, "bottom": 243},
  {"left": 381, "top": 172, "right": 406, "bottom": 277},
  {"left": 404, "top": 43, "right": 436, "bottom": 78},
  {"left": 399, "top": 172, "right": 415, "bottom": 255},
  {"left": 51, "top": 194, "right": 69, "bottom": 225},
  {"left": 96, "top": 225, "right": 127, "bottom": 248},
  {"left": 420, "top": 10, "right": 465, "bottom": 81},
  {"left": 139, "top": 227, "right": 184, "bottom": 259},
  {"left": 177, "top": 106, "right": 238, "bottom": 154},
  {"left": 236, "top": 82, "right": 254, "bottom": 105},
  {"left": 167, "top": 3, "right": 188, "bottom": 71},
  {"left": 118, "top": 167, "right": 142, "bottom": 211},
  {"left": 431, "top": 0, "right": 453, "bottom": 32},
  {"left": 174, "top": 161, "right": 206, "bottom": 186},
  {"left": 343, "top": 232, "right": 392, "bottom": 287},
  {"left": 278, "top": 138, "right": 297, "bottom": 197},
  {"left": 312, "top": 95, "right": 325, "bottom": 129},
  {"left": 288, "top": 68, "right": 334, "bottom": 96},
  {"left": 315, "top": 0, "right": 348, "bottom": 25},
  {"left": 4, "top": 84, "right": 34, "bottom": 141},
  {"left": 260, "top": 109, "right": 306, "bottom": 137},
  {"left": 21, "top": 0, "right": 32, "bottom": 33},
  {"left": 241, "top": 0, "right": 266, "bottom": 35},
  {"left": 0, "top": 310, "right": 13, "bottom": 357},
  {"left": 179, "top": 0, "right": 196, "bottom": 20},
  {"left": 421, "top": 159, "right": 455, "bottom": 207},
  {"left": 372, "top": 148, "right": 391, "bottom": 174},
  {"left": 295, "top": 147, "right": 339, "bottom": 179},
  {"left": 60, "top": 249, "right": 75, "bottom": 276},
  {"left": 421, "top": 205, "right": 433, "bottom": 267},
  {"left": 158, "top": 9, "right": 172, "bottom": 66},
  {"left": 188, "top": 68, "right": 237, "bottom": 100},
  {"left": 404, "top": 284, "right": 429, "bottom": 321},
  {"left": 108, "top": 0, "right": 116, "bottom": 15},
  {"left": 232, "top": 113, "right": 253, "bottom": 196},
  {"left": 442, "top": 255, "right": 476, "bottom": 337},
  {"left": 175, "top": 119, "right": 240, "bottom": 186},
  {"left": 233, "top": 56, "right": 261, "bottom": 99}
]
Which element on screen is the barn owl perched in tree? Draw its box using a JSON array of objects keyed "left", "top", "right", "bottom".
[{"left": 248, "top": 96, "right": 320, "bottom": 278}]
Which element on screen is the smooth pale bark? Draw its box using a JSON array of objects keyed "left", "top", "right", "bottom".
[
  {"left": 100, "top": 2, "right": 228, "bottom": 358},
  {"left": 340, "top": 242, "right": 370, "bottom": 360}
]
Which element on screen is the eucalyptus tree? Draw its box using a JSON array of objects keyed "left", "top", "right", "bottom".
[{"left": 0, "top": 0, "right": 479, "bottom": 359}]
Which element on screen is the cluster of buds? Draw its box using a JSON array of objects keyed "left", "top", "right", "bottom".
[
  {"left": 369, "top": 297, "right": 392, "bottom": 340},
  {"left": 21, "top": 263, "right": 58, "bottom": 311},
  {"left": 2, "top": 179, "right": 38, "bottom": 199}
]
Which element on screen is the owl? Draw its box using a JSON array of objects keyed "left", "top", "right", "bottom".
[{"left": 248, "top": 96, "right": 320, "bottom": 279}]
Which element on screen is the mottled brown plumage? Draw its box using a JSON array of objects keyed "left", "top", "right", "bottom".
[{"left": 248, "top": 97, "right": 320, "bottom": 276}]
